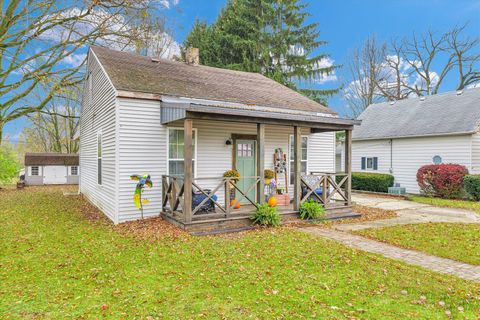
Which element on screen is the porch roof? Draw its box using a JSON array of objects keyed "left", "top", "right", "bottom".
[{"left": 160, "top": 99, "right": 360, "bottom": 131}]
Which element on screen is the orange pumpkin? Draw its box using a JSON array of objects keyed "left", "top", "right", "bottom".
[
  {"left": 230, "top": 199, "right": 241, "bottom": 209},
  {"left": 268, "top": 196, "right": 278, "bottom": 207}
]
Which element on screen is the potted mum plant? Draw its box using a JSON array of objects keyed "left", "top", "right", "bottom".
[{"left": 223, "top": 169, "right": 240, "bottom": 203}]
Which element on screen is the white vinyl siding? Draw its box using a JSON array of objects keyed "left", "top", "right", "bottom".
[
  {"left": 79, "top": 50, "right": 118, "bottom": 221},
  {"left": 115, "top": 113, "right": 336, "bottom": 223},
  {"left": 471, "top": 133, "right": 480, "bottom": 173},
  {"left": 353, "top": 135, "right": 473, "bottom": 194},
  {"left": 117, "top": 98, "right": 165, "bottom": 223}
]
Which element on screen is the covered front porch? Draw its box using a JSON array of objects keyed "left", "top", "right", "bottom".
[{"left": 159, "top": 102, "right": 360, "bottom": 233}]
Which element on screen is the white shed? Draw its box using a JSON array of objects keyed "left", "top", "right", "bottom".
[
  {"left": 24, "top": 153, "right": 79, "bottom": 185},
  {"left": 80, "top": 46, "right": 359, "bottom": 230},
  {"left": 350, "top": 88, "right": 480, "bottom": 194}
]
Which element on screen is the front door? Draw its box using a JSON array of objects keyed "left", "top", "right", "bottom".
[{"left": 235, "top": 139, "right": 256, "bottom": 204}]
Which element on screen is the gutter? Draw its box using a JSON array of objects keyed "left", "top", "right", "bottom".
[{"left": 353, "top": 131, "right": 476, "bottom": 142}]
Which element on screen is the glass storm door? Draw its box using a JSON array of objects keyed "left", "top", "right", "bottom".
[{"left": 235, "top": 140, "right": 256, "bottom": 204}]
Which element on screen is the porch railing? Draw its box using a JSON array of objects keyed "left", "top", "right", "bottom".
[
  {"left": 162, "top": 175, "right": 261, "bottom": 221},
  {"left": 300, "top": 172, "right": 351, "bottom": 208},
  {"left": 162, "top": 171, "right": 351, "bottom": 222}
]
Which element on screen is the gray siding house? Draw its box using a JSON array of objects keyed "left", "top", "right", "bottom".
[
  {"left": 24, "top": 153, "right": 79, "bottom": 185},
  {"left": 80, "top": 46, "right": 359, "bottom": 230},
  {"left": 350, "top": 88, "right": 480, "bottom": 194}
]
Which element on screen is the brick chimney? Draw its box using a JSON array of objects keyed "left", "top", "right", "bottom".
[{"left": 185, "top": 47, "right": 199, "bottom": 66}]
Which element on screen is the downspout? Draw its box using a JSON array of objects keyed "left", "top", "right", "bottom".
[{"left": 389, "top": 139, "right": 393, "bottom": 175}]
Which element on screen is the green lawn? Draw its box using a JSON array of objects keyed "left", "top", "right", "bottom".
[
  {"left": 356, "top": 223, "right": 480, "bottom": 266},
  {"left": 1, "top": 188, "right": 480, "bottom": 319},
  {"left": 409, "top": 195, "right": 480, "bottom": 214}
]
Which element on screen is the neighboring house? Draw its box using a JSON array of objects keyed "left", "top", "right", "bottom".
[
  {"left": 350, "top": 88, "right": 480, "bottom": 194},
  {"left": 80, "top": 46, "right": 359, "bottom": 229},
  {"left": 24, "top": 153, "right": 79, "bottom": 185}
]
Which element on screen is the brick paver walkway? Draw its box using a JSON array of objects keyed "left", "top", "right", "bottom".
[{"left": 302, "top": 228, "right": 480, "bottom": 282}]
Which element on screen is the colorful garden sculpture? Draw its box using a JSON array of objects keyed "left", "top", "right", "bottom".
[{"left": 130, "top": 174, "right": 153, "bottom": 219}]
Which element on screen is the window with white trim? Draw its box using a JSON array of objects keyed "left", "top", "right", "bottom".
[
  {"left": 71, "top": 166, "right": 78, "bottom": 176},
  {"left": 289, "top": 135, "right": 308, "bottom": 184},
  {"left": 168, "top": 128, "right": 196, "bottom": 177},
  {"left": 97, "top": 131, "right": 102, "bottom": 185},
  {"left": 361, "top": 157, "right": 378, "bottom": 170},
  {"left": 31, "top": 166, "right": 40, "bottom": 176}
]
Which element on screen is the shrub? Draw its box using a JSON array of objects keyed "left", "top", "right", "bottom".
[
  {"left": 0, "top": 146, "right": 20, "bottom": 184},
  {"left": 299, "top": 200, "right": 325, "bottom": 220},
  {"left": 417, "top": 164, "right": 468, "bottom": 198},
  {"left": 464, "top": 175, "right": 480, "bottom": 200},
  {"left": 351, "top": 172, "right": 394, "bottom": 193},
  {"left": 250, "top": 203, "right": 280, "bottom": 226}
]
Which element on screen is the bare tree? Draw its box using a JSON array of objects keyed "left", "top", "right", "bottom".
[
  {"left": 344, "top": 37, "right": 387, "bottom": 117},
  {"left": 345, "top": 24, "right": 480, "bottom": 116},
  {"left": 22, "top": 86, "right": 80, "bottom": 153},
  {"left": 0, "top": 0, "right": 157, "bottom": 144},
  {"left": 446, "top": 24, "right": 480, "bottom": 90}
]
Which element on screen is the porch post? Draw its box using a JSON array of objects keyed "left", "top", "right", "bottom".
[
  {"left": 293, "top": 126, "right": 301, "bottom": 211},
  {"left": 345, "top": 129, "right": 352, "bottom": 206},
  {"left": 183, "top": 119, "right": 193, "bottom": 223},
  {"left": 257, "top": 123, "right": 265, "bottom": 204}
]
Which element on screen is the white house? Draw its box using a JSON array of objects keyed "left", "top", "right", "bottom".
[
  {"left": 350, "top": 88, "right": 480, "bottom": 194},
  {"left": 79, "top": 46, "right": 359, "bottom": 231},
  {"left": 24, "top": 153, "right": 79, "bottom": 185}
]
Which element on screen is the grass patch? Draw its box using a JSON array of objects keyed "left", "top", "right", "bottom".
[
  {"left": 356, "top": 223, "right": 480, "bottom": 266},
  {"left": 1, "top": 187, "right": 480, "bottom": 319},
  {"left": 409, "top": 195, "right": 480, "bottom": 214}
]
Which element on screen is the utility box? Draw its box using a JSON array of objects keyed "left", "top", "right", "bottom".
[{"left": 388, "top": 183, "right": 406, "bottom": 195}]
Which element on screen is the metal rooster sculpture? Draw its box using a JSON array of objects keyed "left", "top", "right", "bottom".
[{"left": 130, "top": 174, "right": 153, "bottom": 219}]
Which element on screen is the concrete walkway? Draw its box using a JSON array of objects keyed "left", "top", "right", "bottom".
[
  {"left": 335, "top": 193, "right": 480, "bottom": 231},
  {"left": 302, "top": 228, "right": 480, "bottom": 282}
]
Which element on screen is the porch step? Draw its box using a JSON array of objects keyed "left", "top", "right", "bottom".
[{"left": 162, "top": 205, "right": 359, "bottom": 235}]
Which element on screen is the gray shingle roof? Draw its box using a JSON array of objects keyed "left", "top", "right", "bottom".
[
  {"left": 353, "top": 88, "right": 480, "bottom": 141},
  {"left": 90, "top": 46, "right": 336, "bottom": 115}
]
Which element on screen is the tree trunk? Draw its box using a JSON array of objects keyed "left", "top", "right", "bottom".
[{"left": 0, "top": 121, "right": 3, "bottom": 146}]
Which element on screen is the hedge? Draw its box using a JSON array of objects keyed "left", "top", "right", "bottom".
[
  {"left": 351, "top": 172, "right": 394, "bottom": 193},
  {"left": 464, "top": 174, "right": 480, "bottom": 200}
]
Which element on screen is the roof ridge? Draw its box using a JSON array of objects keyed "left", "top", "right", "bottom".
[
  {"left": 367, "top": 87, "right": 480, "bottom": 108},
  {"left": 90, "top": 46, "right": 268, "bottom": 79},
  {"left": 88, "top": 45, "right": 335, "bottom": 114}
]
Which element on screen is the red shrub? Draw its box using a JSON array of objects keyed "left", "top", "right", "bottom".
[{"left": 417, "top": 164, "right": 468, "bottom": 198}]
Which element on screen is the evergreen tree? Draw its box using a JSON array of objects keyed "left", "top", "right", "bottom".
[{"left": 183, "top": 0, "right": 339, "bottom": 105}]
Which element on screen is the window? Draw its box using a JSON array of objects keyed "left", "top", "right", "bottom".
[
  {"left": 289, "top": 136, "right": 308, "bottom": 184},
  {"left": 168, "top": 128, "right": 197, "bottom": 177},
  {"left": 71, "top": 166, "right": 78, "bottom": 176},
  {"left": 433, "top": 155, "right": 442, "bottom": 165},
  {"left": 237, "top": 143, "right": 254, "bottom": 157},
  {"left": 31, "top": 166, "right": 39, "bottom": 176},
  {"left": 97, "top": 131, "right": 102, "bottom": 185},
  {"left": 361, "top": 157, "right": 378, "bottom": 170}
]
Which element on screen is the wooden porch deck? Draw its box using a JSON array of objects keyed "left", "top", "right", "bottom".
[{"left": 161, "top": 203, "right": 359, "bottom": 235}]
